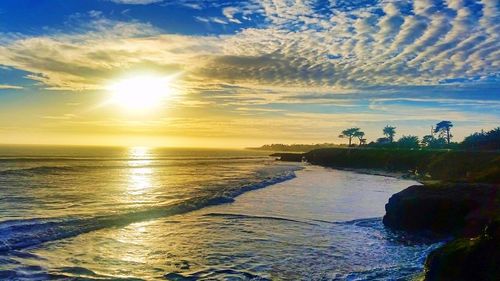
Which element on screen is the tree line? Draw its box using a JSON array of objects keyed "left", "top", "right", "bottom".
[
  {"left": 340, "top": 121, "right": 500, "bottom": 150},
  {"left": 249, "top": 143, "right": 339, "bottom": 152}
]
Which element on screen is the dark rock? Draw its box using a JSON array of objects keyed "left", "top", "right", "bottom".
[
  {"left": 383, "top": 183, "right": 500, "bottom": 280},
  {"left": 383, "top": 183, "right": 499, "bottom": 237},
  {"left": 424, "top": 221, "right": 500, "bottom": 281},
  {"left": 270, "top": 153, "right": 304, "bottom": 162}
]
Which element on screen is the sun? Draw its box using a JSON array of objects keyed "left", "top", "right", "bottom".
[{"left": 107, "top": 75, "right": 174, "bottom": 110}]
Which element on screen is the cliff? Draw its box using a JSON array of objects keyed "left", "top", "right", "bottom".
[
  {"left": 383, "top": 183, "right": 499, "bottom": 281},
  {"left": 383, "top": 183, "right": 499, "bottom": 237},
  {"left": 274, "top": 148, "right": 500, "bottom": 183}
]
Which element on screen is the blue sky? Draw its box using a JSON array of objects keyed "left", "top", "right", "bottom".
[{"left": 0, "top": 0, "right": 498, "bottom": 146}]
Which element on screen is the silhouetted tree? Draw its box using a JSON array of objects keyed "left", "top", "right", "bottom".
[
  {"left": 354, "top": 130, "right": 366, "bottom": 146},
  {"left": 397, "top": 135, "right": 420, "bottom": 149},
  {"left": 462, "top": 127, "right": 500, "bottom": 150},
  {"left": 434, "top": 121, "right": 453, "bottom": 144},
  {"left": 421, "top": 135, "right": 446, "bottom": 148},
  {"left": 383, "top": 125, "right": 396, "bottom": 142},
  {"left": 376, "top": 137, "right": 390, "bottom": 144},
  {"left": 339, "top": 128, "right": 361, "bottom": 146},
  {"left": 421, "top": 135, "right": 434, "bottom": 147}
]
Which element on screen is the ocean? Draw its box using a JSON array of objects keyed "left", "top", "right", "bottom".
[{"left": 0, "top": 145, "right": 440, "bottom": 280}]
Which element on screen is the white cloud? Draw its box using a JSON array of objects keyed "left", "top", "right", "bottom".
[
  {"left": 0, "top": 0, "right": 498, "bottom": 99},
  {"left": 0, "top": 20, "right": 222, "bottom": 91},
  {"left": 223, "top": 7, "right": 242, "bottom": 24},
  {"left": 0, "top": 84, "right": 23, "bottom": 90}
]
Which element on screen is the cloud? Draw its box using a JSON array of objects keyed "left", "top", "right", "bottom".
[
  {"left": 223, "top": 7, "right": 242, "bottom": 24},
  {"left": 0, "top": 0, "right": 498, "bottom": 101},
  {"left": 0, "top": 19, "right": 222, "bottom": 91},
  {"left": 0, "top": 84, "right": 23, "bottom": 90},
  {"left": 195, "top": 16, "right": 228, "bottom": 25},
  {"left": 42, "top": 114, "right": 77, "bottom": 120}
]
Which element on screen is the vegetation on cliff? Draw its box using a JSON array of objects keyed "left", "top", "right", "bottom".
[
  {"left": 303, "top": 148, "right": 500, "bottom": 183},
  {"left": 248, "top": 143, "right": 341, "bottom": 152},
  {"left": 254, "top": 124, "right": 499, "bottom": 154}
]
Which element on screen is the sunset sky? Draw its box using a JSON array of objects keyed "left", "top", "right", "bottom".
[{"left": 0, "top": 0, "right": 498, "bottom": 147}]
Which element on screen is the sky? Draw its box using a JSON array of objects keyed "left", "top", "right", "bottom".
[{"left": 0, "top": 0, "right": 498, "bottom": 148}]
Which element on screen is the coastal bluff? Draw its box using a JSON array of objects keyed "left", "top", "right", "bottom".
[
  {"left": 384, "top": 183, "right": 499, "bottom": 281},
  {"left": 273, "top": 148, "right": 500, "bottom": 183}
]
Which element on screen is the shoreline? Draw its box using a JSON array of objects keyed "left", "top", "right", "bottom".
[
  {"left": 206, "top": 165, "right": 420, "bottom": 222},
  {"left": 323, "top": 166, "right": 423, "bottom": 183},
  {"left": 194, "top": 165, "right": 430, "bottom": 279},
  {"left": 273, "top": 149, "right": 499, "bottom": 280}
]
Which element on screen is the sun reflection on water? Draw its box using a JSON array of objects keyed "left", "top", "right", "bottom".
[
  {"left": 115, "top": 221, "right": 152, "bottom": 265},
  {"left": 127, "top": 147, "right": 153, "bottom": 195}
]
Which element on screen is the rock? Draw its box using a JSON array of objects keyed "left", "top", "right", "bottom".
[
  {"left": 424, "top": 221, "right": 500, "bottom": 281},
  {"left": 383, "top": 183, "right": 500, "bottom": 281},
  {"left": 270, "top": 153, "right": 304, "bottom": 162},
  {"left": 383, "top": 183, "right": 499, "bottom": 237}
]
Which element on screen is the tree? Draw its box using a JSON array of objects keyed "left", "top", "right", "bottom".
[
  {"left": 383, "top": 125, "right": 396, "bottom": 142},
  {"left": 421, "top": 135, "right": 446, "bottom": 148},
  {"left": 462, "top": 127, "right": 500, "bottom": 150},
  {"left": 421, "top": 135, "right": 434, "bottom": 147},
  {"left": 376, "top": 137, "right": 390, "bottom": 144},
  {"left": 354, "top": 130, "right": 366, "bottom": 146},
  {"left": 397, "top": 135, "right": 420, "bottom": 149},
  {"left": 434, "top": 121, "right": 453, "bottom": 144},
  {"left": 339, "top": 128, "right": 361, "bottom": 146}
]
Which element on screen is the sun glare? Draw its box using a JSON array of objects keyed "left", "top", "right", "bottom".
[{"left": 107, "top": 75, "right": 174, "bottom": 110}]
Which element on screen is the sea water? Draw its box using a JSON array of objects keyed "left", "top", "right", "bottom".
[{"left": 0, "top": 146, "right": 440, "bottom": 280}]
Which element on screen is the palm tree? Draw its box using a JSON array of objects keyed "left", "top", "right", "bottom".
[
  {"left": 383, "top": 125, "right": 396, "bottom": 143},
  {"left": 354, "top": 130, "right": 365, "bottom": 146},
  {"left": 434, "top": 121, "right": 453, "bottom": 144},
  {"left": 339, "top": 128, "right": 361, "bottom": 146}
]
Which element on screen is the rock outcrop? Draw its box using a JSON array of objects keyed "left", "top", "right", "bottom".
[
  {"left": 270, "top": 153, "right": 304, "bottom": 162},
  {"left": 424, "top": 222, "right": 499, "bottom": 281},
  {"left": 383, "top": 183, "right": 499, "bottom": 237},
  {"left": 383, "top": 183, "right": 499, "bottom": 281}
]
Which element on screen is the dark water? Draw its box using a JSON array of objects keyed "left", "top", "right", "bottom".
[{"left": 0, "top": 146, "right": 440, "bottom": 280}]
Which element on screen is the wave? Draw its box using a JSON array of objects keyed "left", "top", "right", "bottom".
[
  {"left": 0, "top": 157, "right": 273, "bottom": 176},
  {"left": 0, "top": 166, "right": 77, "bottom": 176},
  {"left": 336, "top": 243, "right": 443, "bottom": 281},
  {"left": 0, "top": 170, "right": 297, "bottom": 253},
  {"left": 165, "top": 268, "right": 269, "bottom": 281},
  {"left": 49, "top": 267, "right": 145, "bottom": 281},
  {"left": 0, "top": 265, "right": 146, "bottom": 281},
  {"left": 310, "top": 217, "right": 381, "bottom": 225},
  {"left": 203, "top": 212, "right": 318, "bottom": 226}
]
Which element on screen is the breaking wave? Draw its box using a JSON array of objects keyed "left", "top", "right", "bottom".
[{"left": 0, "top": 170, "right": 297, "bottom": 252}]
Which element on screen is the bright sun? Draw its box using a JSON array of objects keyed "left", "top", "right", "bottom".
[{"left": 107, "top": 75, "right": 174, "bottom": 110}]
